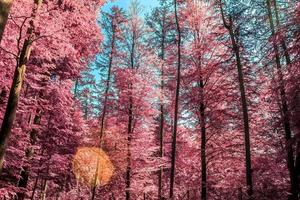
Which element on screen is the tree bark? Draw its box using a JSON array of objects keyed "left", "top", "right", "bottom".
[
  {"left": 17, "top": 110, "right": 41, "bottom": 199},
  {"left": 266, "top": 0, "right": 298, "bottom": 198},
  {"left": 16, "top": 166, "right": 30, "bottom": 200},
  {"left": 169, "top": 0, "right": 181, "bottom": 198},
  {"left": 272, "top": 0, "right": 291, "bottom": 66},
  {"left": 99, "top": 23, "right": 116, "bottom": 145},
  {"left": 126, "top": 95, "right": 133, "bottom": 200},
  {"left": 0, "top": 0, "right": 13, "bottom": 43},
  {"left": 31, "top": 174, "right": 39, "bottom": 200},
  {"left": 200, "top": 80, "right": 206, "bottom": 200},
  {"left": 0, "top": 0, "right": 42, "bottom": 174},
  {"left": 31, "top": 149, "right": 44, "bottom": 200},
  {"left": 74, "top": 78, "right": 79, "bottom": 98},
  {"left": 40, "top": 179, "right": 48, "bottom": 200},
  {"left": 194, "top": 24, "right": 207, "bottom": 200},
  {"left": 219, "top": 1, "right": 253, "bottom": 198},
  {"left": 91, "top": 158, "right": 100, "bottom": 200},
  {"left": 125, "top": 19, "right": 136, "bottom": 199},
  {"left": 158, "top": 3, "right": 166, "bottom": 199}
]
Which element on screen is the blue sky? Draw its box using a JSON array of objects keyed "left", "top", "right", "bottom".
[{"left": 102, "top": 0, "right": 159, "bottom": 13}]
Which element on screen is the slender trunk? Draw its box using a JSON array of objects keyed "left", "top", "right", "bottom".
[
  {"left": 295, "top": 91, "right": 300, "bottom": 194},
  {"left": 110, "top": 193, "right": 115, "bottom": 200},
  {"left": 17, "top": 111, "right": 40, "bottom": 199},
  {"left": 91, "top": 180, "right": 97, "bottom": 200},
  {"left": 195, "top": 26, "right": 207, "bottom": 200},
  {"left": 0, "top": 0, "right": 42, "bottom": 174},
  {"left": 16, "top": 166, "right": 30, "bottom": 200},
  {"left": 40, "top": 179, "right": 48, "bottom": 200},
  {"left": 31, "top": 171, "right": 40, "bottom": 200},
  {"left": 272, "top": 0, "right": 291, "bottom": 66},
  {"left": 125, "top": 20, "right": 136, "bottom": 200},
  {"left": 31, "top": 148, "right": 45, "bottom": 200},
  {"left": 0, "top": 0, "right": 14, "bottom": 43},
  {"left": 39, "top": 164, "right": 49, "bottom": 200},
  {"left": 169, "top": 0, "right": 181, "bottom": 198},
  {"left": 158, "top": 5, "right": 166, "bottom": 199},
  {"left": 158, "top": 100, "right": 164, "bottom": 200},
  {"left": 200, "top": 80, "right": 206, "bottom": 200},
  {"left": 74, "top": 78, "right": 79, "bottom": 98},
  {"left": 296, "top": 142, "right": 300, "bottom": 194},
  {"left": 99, "top": 27, "right": 116, "bottom": 144},
  {"left": 229, "top": 24, "right": 253, "bottom": 200},
  {"left": 266, "top": 0, "right": 298, "bottom": 198},
  {"left": 219, "top": 2, "right": 253, "bottom": 198},
  {"left": 91, "top": 156, "right": 101, "bottom": 200},
  {"left": 84, "top": 93, "right": 89, "bottom": 120},
  {"left": 238, "top": 187, "right": 243, "bottom": 200},
  {"left": 126, "top": 95, "right": 133, "bottom": 200}
]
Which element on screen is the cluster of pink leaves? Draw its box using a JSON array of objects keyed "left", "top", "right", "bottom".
[
  {"left": 0, "top": 0, "right": 299, "bottom": 199},
  {"left": 0, "top": 0, "right": 105, "bottom": 198}
]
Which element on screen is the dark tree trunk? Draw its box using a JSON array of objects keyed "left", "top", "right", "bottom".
[
  {"left": 272, "top": 0, "right": 291, "bottom": 66},
  {"left": 74, "top": 78, "right": 79, "bottom": 98},
  {"left": 30, "top": 170, "right": 40, "bottom": 200},
  {"left": 194, "top": 25, "right": 207, "bottom": 200},
  {"left": 17, "top": 111, "right": 40, "bottom": 199},
  {"left": 91, "top": 153, "right": 101, "bottom": 200},
  {"left": 158, "top": 102, "right": 164, "bottom": 200},
  {"left": 158, "top": 3, "right": 166, "bottom": 199},
  {"left": 40, "top": 179, "right": 48, "bottom": 200},
  {"left": 99, "top": 25, "right": 116, "bottom": 144},
  {"left": 126, "top": 22, "right": 136, "bottom": 199},
  {"left": 16, "top": 166, "right": 30, "bottom": 200},
  {"left": 91, "top": 184, "right": 97, "bottom": 200},
  {"left": 0, "top": 0, "right": 42, "bottom": 174},
  {"left": 219, "top": 2, "right": 253, "bottom": 198},
  {"left": 0, "top": 40, "right": 30, "bottom": 174},
  {"left": 200, "top": 80, "right": 206, "bottom": 200},
  {"left": 169, "top": 0, "right": 181, "bottom": 198},
  {"left": 126, "top": 95, "right": 133, "bottom": 200},
  {"left": 266, "top": 0, "right": 298, "bottom": 198}
]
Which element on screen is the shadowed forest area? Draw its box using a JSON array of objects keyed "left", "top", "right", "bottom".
[{"left": 0, "top": 0, "right": 300, "bottom": 199}]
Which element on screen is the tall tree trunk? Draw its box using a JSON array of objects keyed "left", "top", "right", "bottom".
[
  {"left": 99, "top": 26, "right": 116, "bottom": 145},
  {"left": 31, "top": 174, "right": 39, "bottom": 200},
  {"left": 126, "top": 95, "right": 133, "bottom": 200},
  {"left": 17, "top": 111, "right": 40, "bottom": 199},
  {"left": 158, "top": 71, "right": 164, "bottom": 200},
  {"left": 0, "top": 0, "right": 42, "bottom": 174},
  {"left": 200, "top": 80, "right": 206, "bottom": 200},
  {"left": 194, "top": 25, "right": 207, "bottom": 200},
  {"left": 158, "top": 3, "right": 166, "bottom": 199},
  {"left": 91, "top": 157, "right": 100, "bottom": 200},
  {"left": 74, "top": 78, "right": 79, "bottom": 98},
  {"left": 169, "top": 0, "right": 181, "bottom": 198},
  {"left": 31, "top": 150, "right": 44, "bottom": 200},
  {"left": 219, "top": 2, "right": 253, "bottom": 198},
  {"left": 272, "top": 0, "right": 291, "bottom": 66},
  {"left": 40, "top": 179, "right": 48, "bottom": 200},
  {"left": 16, "top": 166, "right": 30, "bottom": 200},
  {"left": 266, "top": 0, "right": 298, "bottom": 198},
  {"left": 125, "top": 25, "right": 136, "bottom": 200},
  {"left": 0, "top": 0, "right": 13, "bottom": 43},
  {"left": 273, "top": 0, "right": 300, "bottom": 196},
  {"left": 295, "top": 91, "right": 300, "bottom": 197},
  {"left": 39, "top": 164, "right": 49, "bottom": 200}
]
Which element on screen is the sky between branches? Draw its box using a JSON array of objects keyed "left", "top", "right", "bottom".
[{"left": 102, "top": 0, "right": 159, "bottom": 13}]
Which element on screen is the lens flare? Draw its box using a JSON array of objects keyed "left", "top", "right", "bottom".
[{"left": 72, "top": 147, "right": 114, "bottom": 187}]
